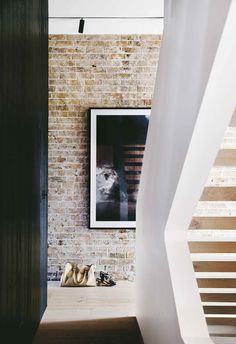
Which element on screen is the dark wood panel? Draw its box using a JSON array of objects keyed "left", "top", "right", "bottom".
[
  {"left": 189, "top": 217, "right": 236, "bottom": 229},
  {"left": 201, "top": 294, "right": 236, "bottom": 302},
  {"left": 197, "top": 279, "right": 236, "bottom": 288},
  {"left": 0, "top": 0, "right": 48, "bottom": 342},
  {"left": 200, "top": 187, "right": 236, "bottom": 201},
  {"left": 214, "top": 149, "right": 236, "bottom": 166},
  {"left": 203, "top": 306, "right": 236, "bottom": 314},
  {"left": 193, "top": 262, "right": 236, "bottom": 272},
  {"left": 189, "top": 242, "right": 236, "bottom": 253},
  {"left": 206, "top": 318, "right": 236, "bottom": 325}
]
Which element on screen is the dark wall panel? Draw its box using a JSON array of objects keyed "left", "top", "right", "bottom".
[{"left": 0, "top": 0, "right": 48, "bottom": 342}]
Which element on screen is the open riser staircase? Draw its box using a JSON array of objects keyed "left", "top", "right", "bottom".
[{"left": 188, "top": 111, "right": 236, "bottom": 341}]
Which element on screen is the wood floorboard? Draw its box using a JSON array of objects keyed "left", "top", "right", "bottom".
[
  {"left": 33, "top": 281, "right": 143, "bottom": 344},
  {"left": 34, "top": 282, "right": 236, "bottom": 343}
]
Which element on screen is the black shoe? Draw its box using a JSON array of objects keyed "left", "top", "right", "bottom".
[{"left": 99, "top": 271, "right": 116, "bottom": 286}]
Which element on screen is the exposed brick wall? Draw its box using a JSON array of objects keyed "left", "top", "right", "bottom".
[
  {"left": 48, "top": 34, "right": 236, "bottom": 281},
  {"left": 48, "top": 35, "right": 161, "bottom": 280}
]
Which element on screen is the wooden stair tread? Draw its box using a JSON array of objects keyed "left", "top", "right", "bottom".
[
  {"left": 214, "top": 149, "right": 236, "bottom": 166},
  {"left": 197, "top": 279, "right": 236, "bottom": 288},
  {"left": 189, "top": 242, "right": 236, "bottom": 253},
  {"left": 206, "top": 318, "right": 236, "bottom": 326},
  {"left": 193, "top": 262, "right": 236, "bottom": 272},
  {"left": 200, "top": 187, "right": 236, "bottom": 201},
  {"left": 189, "top": 217, "right": 236, "bottom": 230},
  {"left": 201, "top": 294, "right": 236, "bottom": 302},
  {"left": 203, "top": 306, "right": 236, "bottom": 314}
]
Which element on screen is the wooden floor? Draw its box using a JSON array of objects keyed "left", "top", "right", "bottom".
[
  {"left": 34, "top": 281, "right": 236, "bottom": 344},
  {"left": 33, "top": 281, "right": 143, "bottom": 344}
]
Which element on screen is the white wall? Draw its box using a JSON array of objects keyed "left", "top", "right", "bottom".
[
  {"left": 49, "top": 18, "right": 164, "bottom": 34},
  {"left": 136, "top": 0, "right": 235, "bottom": 343}
]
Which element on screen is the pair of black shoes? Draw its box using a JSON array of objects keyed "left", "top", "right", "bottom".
[{"left": 96, "top": 271, "right": 116, "bottom": 286}]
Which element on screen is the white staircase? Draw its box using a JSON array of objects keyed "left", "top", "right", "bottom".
[{"left": 136, "top": 1, "right": 236, "bottom": 343}]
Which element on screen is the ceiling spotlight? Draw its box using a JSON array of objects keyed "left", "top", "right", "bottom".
[{"left": 78, "top": 18, "right": 85, "bottom": 33}]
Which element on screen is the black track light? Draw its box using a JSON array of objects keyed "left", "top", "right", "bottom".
[{"left": 78, "top": 18, "right": 85, "bottom": 33}]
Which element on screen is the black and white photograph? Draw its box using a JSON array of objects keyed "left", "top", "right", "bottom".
[{"left": 90, "top": 108, "right": 150, "bottom": 228}]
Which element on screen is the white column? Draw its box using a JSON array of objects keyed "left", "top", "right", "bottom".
[{"left": 136, "top": 1, "right": 236, "bottom": 343}]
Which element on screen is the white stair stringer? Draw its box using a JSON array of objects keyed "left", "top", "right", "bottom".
[{"left": 136, "top": 1, "right": 236, "bottom": 344}]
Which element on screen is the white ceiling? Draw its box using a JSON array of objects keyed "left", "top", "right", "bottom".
[
  {"left": 49, "top": 0, "right": 164, "bottom": 18},
  {"left": 49, "top": 0, "right": 164, "bottom": 34}
]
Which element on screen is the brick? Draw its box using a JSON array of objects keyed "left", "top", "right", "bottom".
[{"left": 48, "top": 34, "right": 160, "bottom": 281}]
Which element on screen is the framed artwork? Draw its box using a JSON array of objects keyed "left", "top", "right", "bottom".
[{"left": 89, "top": 108, "right": 150, "bottom": 228}]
